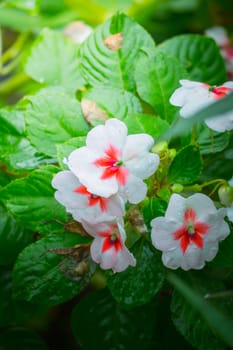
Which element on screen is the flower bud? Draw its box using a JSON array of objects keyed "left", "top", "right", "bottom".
[
  {"left": 171, "top": 183, "right": 184, "bottom": 193},
  {"left": 218, "top": 184, "right": 233, "bottom": 206},
  {"left": 152, "top": 141, "right": 168, "bottom": 154}
]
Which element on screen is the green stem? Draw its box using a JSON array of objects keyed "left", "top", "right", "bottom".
[
  {"left": 1, "top": 32, "right": 30, "bottom": 65},
  {"left": 0, "top": 72, "right": 30, "bottom": 95}
]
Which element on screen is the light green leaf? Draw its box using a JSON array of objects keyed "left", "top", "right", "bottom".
[
  {"left": 158, "top": 34, "right": 226, "bottom": 85},
  {"left": 25, "top": 28, "right": 85, "bottom": 93},
  {"left": 82, "top": 86, "right": 142, "bottom": 120},
  {"left": 0, "top": 165, "right": 68, "bottom": 234},
  {"left": 24, "top": 87, "right": 89, "bottom": 157},
  {"left": 168, "top": 145, "right": 202, "bottom": 184},
  {"left": 13, "top": 233, "right": 91, "bottom": 306},
  {"left": 79, "top": 13, "right": 155, "bottom": 92},
  {"left": 106, "top": 239, "right": 164, "bottom": 306},
  {"left": 135, "top": 50, "right": 188, "bottom": 123},
  {"left": 123, "top": 113, "right": 169, "bottom": 139}
]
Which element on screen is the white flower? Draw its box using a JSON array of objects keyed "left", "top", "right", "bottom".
[
  {"left": 52, "top": 170, "right": 125, "bottom": 223},
  {"left": 205, "top": 26, "right": 230, "bottom": 47},
  {"left": 63, "top": 21, "right": 92, "bottom": 44},
  {"left": 170, "top": 79, "right": 233, "bottom": 132},
  {"left": 82, "top": 219, "right": 136, "bottom": 273},
  {"left": 151, "top": 193, "right": 230, "bottom": 271},
  {"left": 67, "top": 118, "right": 160, "bottom": 203}
]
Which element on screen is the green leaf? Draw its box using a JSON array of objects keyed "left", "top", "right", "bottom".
[
  {"left": 56, "top": 137, "right": 86, "bottom": 169},
  {"left": 0, "top": 327, "right": 49, "bottom": 350},
  {"left": 0, "top": 204, "right": 33, "bottom": 266},
  {"left": 168, "top": 145, "right": 202, "bottom": 184},
  {"left": 135, "top": 50, "right": 188, "bottom": 123},
  {"left": 0, "top": 268, "right": 43, "bottom": 327},
  {"left": 0, "top": 108, "right": 51, "bottom": 172},
  {"left": 197, "top": 125, "right": 230, "bottom": 154},
  {"left": 13, "top": 232, "right": 91, "bottom": 306},
  {"left": 25, "top": 28, "right": 85, "bottom": 93},
  {"left": 142, "top": 197, "right": 167, "bottom": 231},
  {"left": 4, "top": 0, "right": 39, "bottom": 12},
  {"left": 79, "top": 13, "right": 155, "bottom": 92},
  {"left": 0, "top": 165, "right": 67, "bottom": 234},
  {"left": 169, "top": 273, "right": 233, "bottom": 349},
  {"left": 24, "top": 87, "right": 89, "bottom": 157},
  {"left": 208, "top": 223, "right": 233, "bottom": 268},
  {"left": 71, "top": 288, "right": 158, "bottom": 350},
  {"left": 158, "top": 34, "right": 226, "bottom": 85},
  {"left": 106, "top": 239, "right": 164, "bottom": 307},
  {"left": 82, "top": 86, "right": 142, "bottom": 120},
  {"left": 122, "top": 113, "right": 169, "bottom": 139}
]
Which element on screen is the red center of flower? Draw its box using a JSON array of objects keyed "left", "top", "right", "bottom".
[
  {"left": 93, "top": 144, "right": 129, "bottom": 185},
  {"left": 173, "top": 208, "right": 210, "bottom": 254},
  {"left": 204, "top": 83, "right": 233, "bottom": 100},
  {"left": 74, "top": 185, "right": 108, "bottom": 211},
  {"left": 99, "top": 229, "right": 123, "bottom": 253}
]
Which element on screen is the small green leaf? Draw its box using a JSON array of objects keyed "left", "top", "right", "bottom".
[
  {"left": 0, "top": 204, "right": 33, "bottom": 266},
  {"left": 24, "top": 87, "right": 89, "bottom": 157},
  {"left": 79, "top": 13, "right": 155, "bottom": 92},
  {"left": 56, "top": 137, "right": 86, "bottom": 169},
  {"left": 169, "top": 273, "right": 233, "bottom": 349},
  {"left": 82, "top": 86, "right": 142, "bottom": 120},
  {"left": 106, "top": 239, "right": 164, "bottom": 307},
  {"left": 168, "top": 145, "right": 202, "bottom": 184},
  {"left": 13, "top": 233, "right": 91, "bottom": 306},
  {"left": 0, "top": 327, "right": 49, "bottom": 350},
  {"left": 158, "top": 34, "right": 226, "bottom": 85},
  {"left": 123, "top": 113, "right": 169, "bottom": 139},
  {"left": 0, "top": 165, "right": 67, "bottom": 234},
  {"left": 135, "top": 50, "right": 188, "bottom": 123},
  {"left": 71, "top": 288, "right": 158, "bottom": 350},
  {"left": 25, "top": 28, "right": 85, "bottom": 93}
]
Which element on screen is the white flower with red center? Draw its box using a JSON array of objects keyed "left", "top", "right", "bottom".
[
  {"left": 151, "top": 193, "right": 230, "bottom": 270},
  {"left": 82, "top": 219, "right": 136, "bottom": 272},
  {"left": 67, "top": 118, "right": 160, "bottom": 203},
  {"left": 170, "top": 79, "right": 233, "bottom": 132},
  {"left": 52, "top": 170, "right": 125, "bottom": 223}
]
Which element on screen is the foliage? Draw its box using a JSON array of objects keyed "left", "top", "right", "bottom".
[{"left": 0, "top": 1, "right": 233, "bottom": 349}]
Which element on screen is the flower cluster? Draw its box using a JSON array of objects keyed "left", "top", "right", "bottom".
[{"left": 52, "top": 118, "right": 160, "bottom": 272}]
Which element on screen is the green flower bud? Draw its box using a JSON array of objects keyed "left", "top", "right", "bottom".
[
  {"left": 218, "top": 184, "right": 233, "bottom": 206},
  {"left": 152, "top": 141, "right": 168, "bottom": 154},
  {"left": 171, "top": 184, "right": 184, "bottom": 193}
]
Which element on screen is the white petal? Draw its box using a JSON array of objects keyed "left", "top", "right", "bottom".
[
  {"left": 185, "top": 193, "right": 217, "bottom": 220},
  {"left": 112, "top": 247, "right": 136, "bottom": 273},
  {"left": 161, "top": 249, "right": 183, "bottom": 270},
  {"left": 181, "top": 245, "right": 205, "bottom": 270},
  {"left": 204, "top": 209, "right": 230, "bottom": 242},
  {"left": 202, "top": 241, "right": 219, "bottom": 262},
  {"left": 86, "top": 118, "right": 127, "bottom": 153},
  {"left": 122, "top": 174, "right": 147, "bottom": 204},
  {"left": 165, "top": 194, "right": 185, "bottom": 221},
  {"left": 151, "top": 217, "right": 180, "bottom": 251},
  {"left": 68, "top": 147, "right": 119, "bottom": 197},
  {"left": 227, "top": 205, "right": 233, "bottom": 222},
  {"left": 205, "top": 110, "right": 233, "bottom": 132},
  {"left": 205, "top": 26, "right": 229, "bottom": 46}
]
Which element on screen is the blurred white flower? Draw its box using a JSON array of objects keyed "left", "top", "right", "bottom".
[{"left": 63, "top": 21, "right": 92, "bottom": 44}]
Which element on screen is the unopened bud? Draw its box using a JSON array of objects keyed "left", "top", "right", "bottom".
[
  {"left": 152, "top": 141, "right": 168, "bottom": 154},
  {"left": 168, "top": 148, "right": 176, "bottom": 160},
  {"left": 171, "top": 184, "right": 184, "bottom": 193},
  {"left": 218, "top": 184, "right": 233, "bottom": 206}
]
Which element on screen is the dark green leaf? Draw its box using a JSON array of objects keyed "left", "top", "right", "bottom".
[
  {"left": 208, "top": 223, "right": 233, "bottom": 268},
  {"left": 71, "top": 288, "right": 158, "bottom": 350},
  {"left": 158, "top": 34, "right": 226, "bottom": 85},
  {"left": 123, "top": 113, "right": 169, "bottom": 139},
  {"left": 142, "top": 197, "right": 167, "bottom": 231},
  {"left": 135, "top": 50, "right": 188, "bottom": 123},
  {"left": 0, "top": 327, "right": 49, "bottom": 350},
  {"left": 0, "top": 268, "right": 43, "bottom": 327},
  {"left": 13, "top": 232, "right": 91, "bottom": 306},
  {"left": 0, "top": 204, "right": 33, "bottom": 266},
  {"left": 25, "top": 28, "right": 85, "bottom": 93},
  {"left": 79, "top": 13, "right": 155, "bottom": 91},
  {"left": 168, "top": 145, "right": 202, "bottom": 184},
  {"left": 197, "top": 125, "right": 230, "bottom": 154},
  {"left": 24, "top": 87, "right": 89, "bottom": 157},
  {"left": 168, "top": 273, "right": 233, "bottom": 349},
  {"left": 106, "top": 239, "right": 164, "bottom": 306},
  {"left": 0, "top": 165, "right": 68, "bottom": 234}
]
